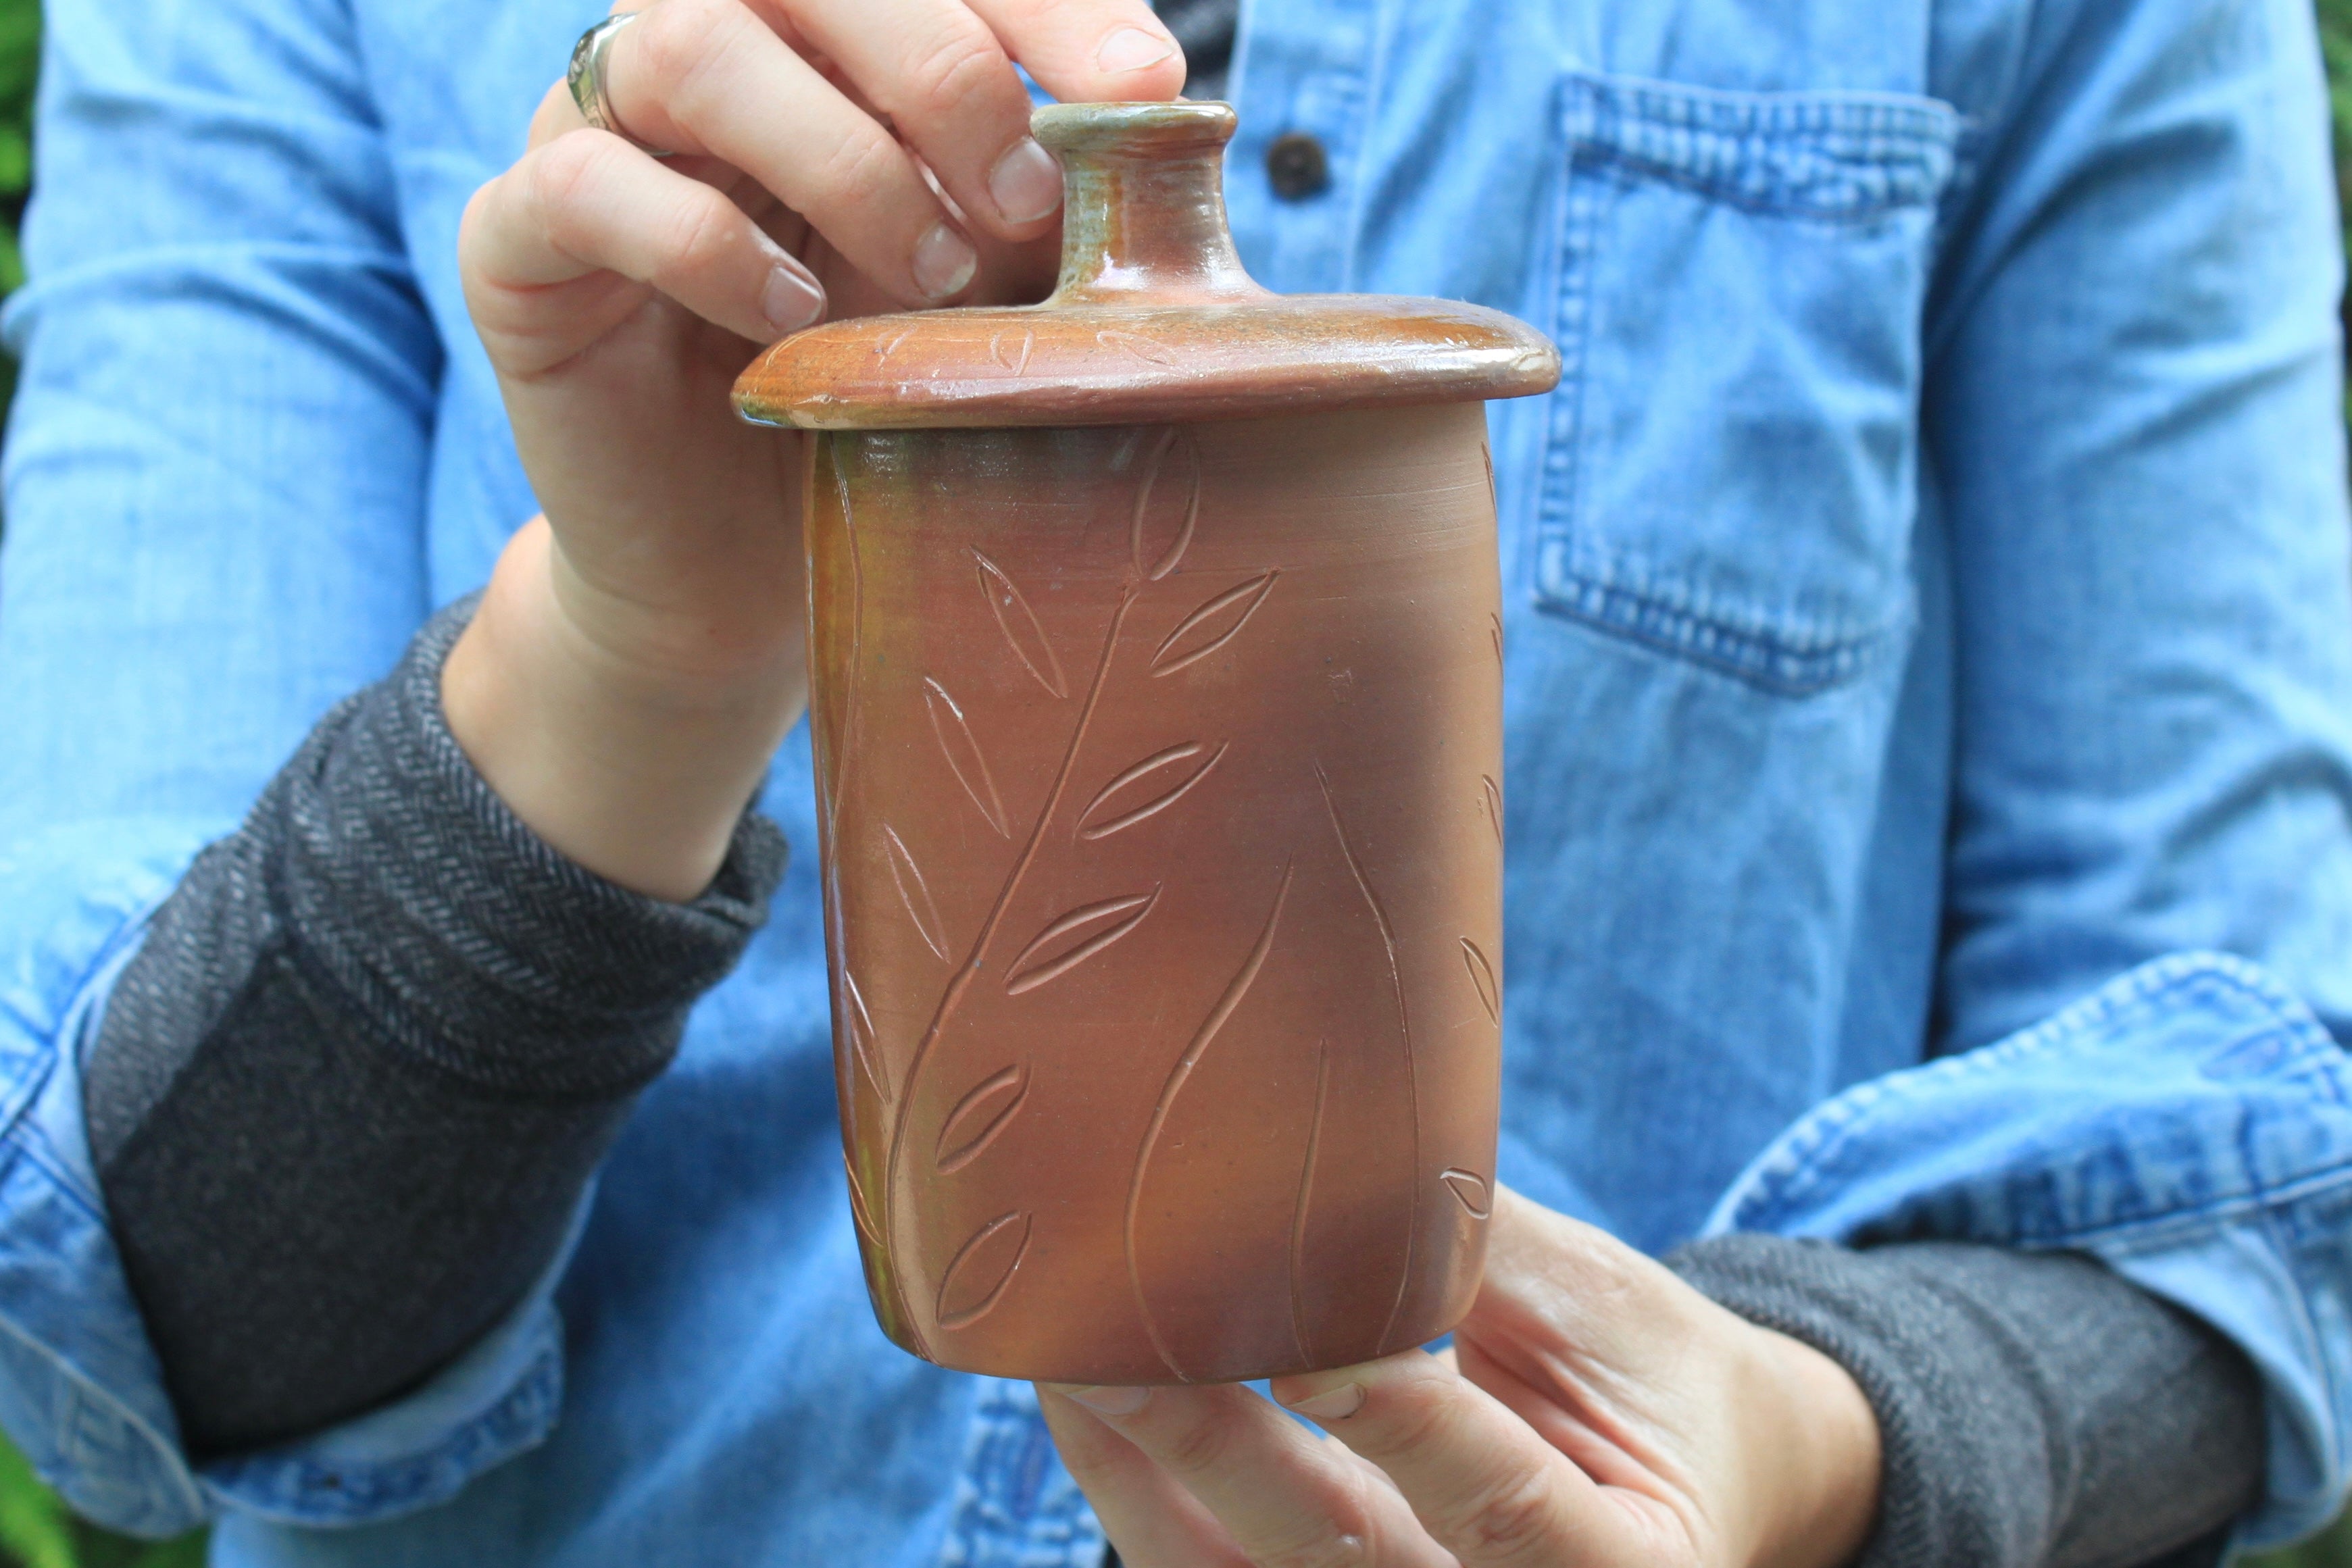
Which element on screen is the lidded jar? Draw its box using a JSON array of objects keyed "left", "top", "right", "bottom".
[{"left": 735, "top": 101, "right": 1558, "bottom": 1386}]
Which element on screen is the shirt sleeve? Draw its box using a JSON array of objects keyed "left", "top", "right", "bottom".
[
  {"left": 1703, "top": 0, "right": 2352, "bottom": 1552},
  {"left": 87, "top": 599, "right": 785, "bottom": 1459},
  {"left": 1668, "top": 1235, "right": 2264, "bottom": 1568},
  {"left": 0, "top": 0, "right": 468, "bottom": 1536}
]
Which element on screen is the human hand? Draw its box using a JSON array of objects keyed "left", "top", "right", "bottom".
[
  {"left": 445, "top": 0, "right": 1186, "bottom": 899},
  {"left": 1040, "top": 1188, "right": 1881, "bottom": 1568}
]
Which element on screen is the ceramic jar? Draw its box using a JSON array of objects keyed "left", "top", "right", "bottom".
[{"left": 734, "top": 101, "right": 1558, "bottom": 1386}]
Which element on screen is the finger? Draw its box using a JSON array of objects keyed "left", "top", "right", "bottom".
[
  {"left": 966, "top": 0, "right": 1188, "bottom": 106},
  {"left": 462, "top": 130, "right": 827, "bottom": 370},
  {"left": 528, "top": 72, "right": 759, "bottom": 218},
  {"left": 605, "top": 0, "right": 982, "bottom": 302},
  {"left": 529, "top": 77, "right": 580, "bottom": 148},
  {"left": 1037, "top": 1387, "right": 1253, "bottom": 1568},
  {"left": 1271, "top": 1350, "right": 1648, "bottom": 1568},
  {"left": 770, "top": 0, "right": 1064, "bottom": 238},
  {"left": 1049, "top": 1382, "right": 1455, "bottom": 1568}
]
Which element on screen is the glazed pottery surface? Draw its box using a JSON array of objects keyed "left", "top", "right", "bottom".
[{"left": 734, "top": 101, "right": 1559, "bottom": 1384}]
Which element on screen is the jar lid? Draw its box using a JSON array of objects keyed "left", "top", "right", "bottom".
[{"left": 732, "top": 102, "right": 1560, "bottom": 430}]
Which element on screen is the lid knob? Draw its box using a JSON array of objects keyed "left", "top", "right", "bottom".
[
  {"left": 1032, "top": 101, "right": 1266, "bottom": 305},
  {"left": 730, "top": 101, "right": 1559, "bottom": 430}
]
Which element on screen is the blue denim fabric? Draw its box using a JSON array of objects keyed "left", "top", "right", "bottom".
[{"left": 0, "top": 0, "right": 2347, "bottom": 1559}]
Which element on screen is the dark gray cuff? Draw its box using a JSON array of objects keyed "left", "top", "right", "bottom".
[
  {"left": 87, "top": 595, "right": 787, "bottom": 1454},
  {"left": 1666, "top": 1236, "right": 2264, "bottom": 1568},
  {"left": 91, "top": 596, "right": 786, "bottom": 1163},
  {"left": 278, "top": 595, "right": 784, "bottom": 1100}
]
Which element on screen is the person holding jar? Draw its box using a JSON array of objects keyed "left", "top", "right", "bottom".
[{"left": 0, "top": 0, "right": 2338, "bottom": 1563}]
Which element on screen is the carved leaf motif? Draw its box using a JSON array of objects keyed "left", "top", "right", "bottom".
[
  {"left": 934, "top": 1064, "right": 1029, "bottom": 1174},
  {"left": 974, "top": 551, "right": 1068, "bottom": 699},
  {"left": 1099, "top": 328, "right": 1178, "bottom": 366},
  {"left": 1005, "top": 889, "right": 1161, "bottom": 996},
  {"left": 884, "top": 825, "right": 949, "bottom": 961},
  {"left": 1130, "top": 428, "right": 1200, "bottom": 582},
  {"left": 936, "top": 1210, "right": 1032, "bottom": 1331},
  {"left": 924, "top": 677, "right": 1010, "bottom": 837},
  {"left": 874, "top": 588, "right": 1143, "bottom": 1365},
  {"left": 843, "top": 965, "right": 889, "bottom": 1101},
  {"left": 1151, "top": 572, "right": 1280, "bottom": 678},
  {"left": 1461, "top": 937, "right": 1500, "bottom": 1024},
  {"left": 990, "top": 327, "right": 1035, "bottom": 375},
  {"left": 1480, "top": 776, "right": 1504, "bottom": 849},
  {"left": 845, "top": 1152, "right": 883, "bottom": 1246},
  {"left": 1441, "top": 1168, "right": 1493, "bottom": 1220},
  {"left": 1077, "top": 741, "right": 1229, "bottom": 841}
]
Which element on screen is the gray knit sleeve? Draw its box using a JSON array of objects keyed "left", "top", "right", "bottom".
[
  {"left": 85, "top": 597, "right": 786, "bottom": 1457},
  {"left": 1667, "top": 1235, "right": 2266, "bottom": 1568}
]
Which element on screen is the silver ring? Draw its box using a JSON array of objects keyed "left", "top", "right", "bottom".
[{"left": 568, "top": 11, "right": 672, "bottom": 156}]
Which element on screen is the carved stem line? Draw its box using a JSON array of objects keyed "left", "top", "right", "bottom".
[
  {"left": 880, "top": 585, "right": 1141, "bottom": 1352},
  {"left": 826, "top": 449, "right": 865, "bottom": 847},
  {"left": 1126, "top": 861, "right": 1296, "bottom": 1382},
  {"left": 1287, "top": 1036, "right": 1331, "bottom": 1369},
  {"left": 820, "top": 454, "right": 869, "bottom": 1090},
  {"left": 1315, "top": 761, "right": 1421, "bottom": 1359},
  {"left": 823, "top": 442, "right": 921, "bottom": 1346}
]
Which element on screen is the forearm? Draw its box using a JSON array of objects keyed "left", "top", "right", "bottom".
[
  {"left": 1670, "top": 1236, "right": 2266, "bottom": 1568},
  {"left": 441, "top": 513, "right": 807, "bottom": 903},
  {"left": 89, "top": 599, "right": 785, "bottom": 1456}
]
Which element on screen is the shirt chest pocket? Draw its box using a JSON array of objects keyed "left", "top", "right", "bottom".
[{"left": 1533, "top": 72, "right": 1960, "bottom": 694}]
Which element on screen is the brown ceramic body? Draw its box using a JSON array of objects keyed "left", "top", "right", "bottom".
[
  {"left": 736, "top": 101, "right": 1556, "bottom": 1385},
  {"left": 807, "top": 405, "right": 1503, "bottom": 1382}
]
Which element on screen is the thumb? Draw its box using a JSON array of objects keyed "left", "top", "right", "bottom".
[{"left": 1466, "top": 1186, "right": 1723, "bottom": 1375}]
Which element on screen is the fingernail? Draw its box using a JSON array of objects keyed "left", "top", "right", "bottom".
[
  {"left": 1060, "top": 1384, "right": 1151, "bottom": 1416},
  {"left": 1096, "top": 25, "right": 1178, "bottom": 74},
  {"left": 913, "top": 221, "right": 978, "bottom": 300},
  {"left": 989, "top": 136, "right": 1064, "bottom": 226},
  {"left": 1280, "top": 1382, "right": 1366, "bottom": 1420},
  {"left": 761, "top": 262, "right": 826, "bottom": 336}
]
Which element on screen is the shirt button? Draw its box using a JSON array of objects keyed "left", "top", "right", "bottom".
[{"left": 1265, "top": 132, "right": 1331, "bottom": 200}]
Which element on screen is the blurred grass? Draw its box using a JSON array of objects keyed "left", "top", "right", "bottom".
[
  {"left": 0, "top": 0, "right": 2337, "bottom": 1564},
  {"left": 2329, "top": 0, "right": 2352, "bottom": 289},
  {"left": 0, "top": 0, "right": 30, "bottom": 420},
  {"left": 0, "top": 1435, "right": 202, "bottom": 1568}
]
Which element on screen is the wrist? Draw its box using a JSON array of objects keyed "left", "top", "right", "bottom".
[
  {"left": 1737, "top": 1321, "right": 1882, "bottom": 1568},
  {"left": 443, "top": 517, "right": 807, "bottom": 901}
]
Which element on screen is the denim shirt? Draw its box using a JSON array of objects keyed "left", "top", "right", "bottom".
[{"left": 0, "top": 0, "right": 2348, "bottom": 1560}]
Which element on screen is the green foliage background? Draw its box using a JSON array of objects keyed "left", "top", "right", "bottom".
[{"left": 0, "top": 0, "right": 2341, "bottom": 1563}]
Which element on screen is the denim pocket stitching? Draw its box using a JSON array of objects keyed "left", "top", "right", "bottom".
[
  {"left": 1535, "top": 71, "right": 1958, "bottom": 692},
  {"left": 1534, "top": 563, "right": 1897, "bottom": 696},
  {"left": 1540, "top": 83, "right": 1603, "bottom": 613},
  {"left": 1565, "top": 73, "right": 1960, "bottom": 220}
]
